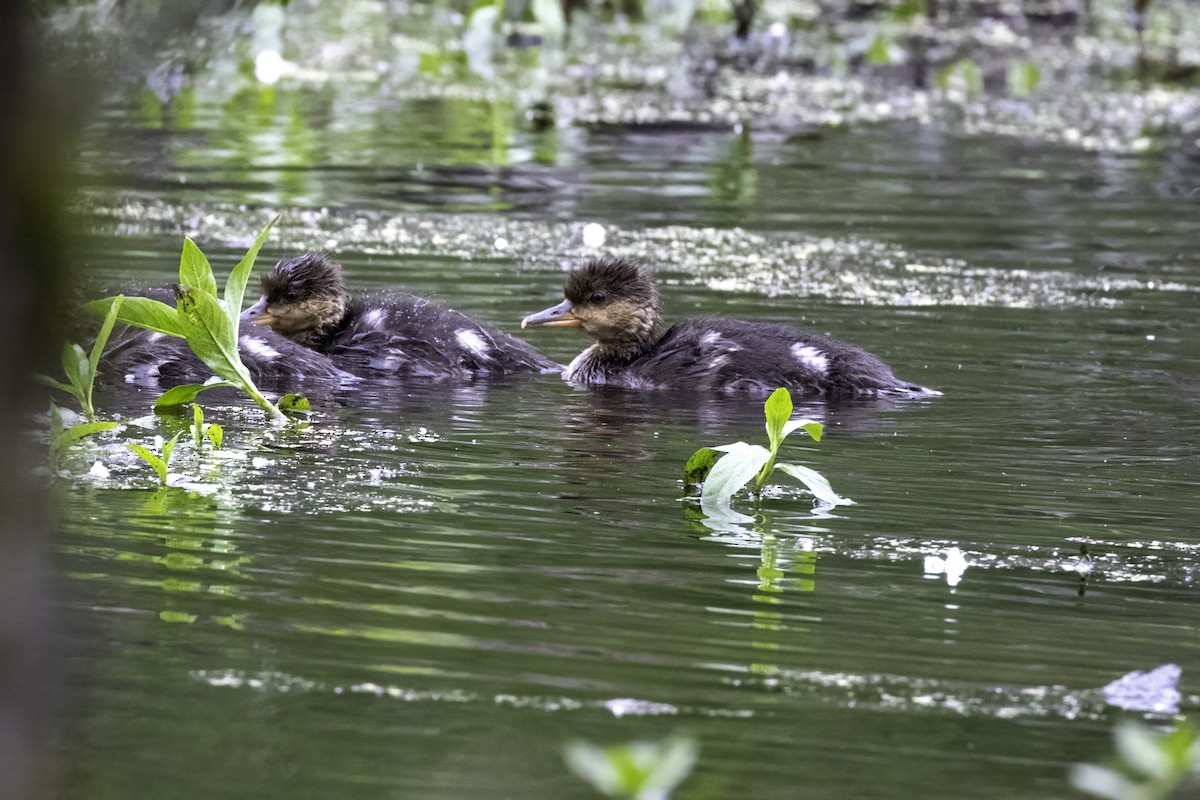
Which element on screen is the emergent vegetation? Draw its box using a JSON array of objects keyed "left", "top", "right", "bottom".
[
  {"left": 685, "top": 387, "right": 852, "bottom": 519},
  {"left": 84, "top": 217, "right": 299, "bottom": 423},
  {"left": 564, "top": 736, "right": 698, "bottom": 800},
  {"left": 1071, "top": 718, "right": 1200, "bottom": 800}
]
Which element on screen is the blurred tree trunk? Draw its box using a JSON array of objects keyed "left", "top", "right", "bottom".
[{"left": 1, "top": 1, "right": 77, "bottom": 798}]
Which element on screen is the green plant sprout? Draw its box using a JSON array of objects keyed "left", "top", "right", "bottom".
[
  {"left": 685, "top": 387, "right": 853, "bottom": 519},
  {"left": 48, "top": 406, "right": 118, "bottom": 469},
  {"left": 84, "top": 218, "right": 300, "bottom": 424},
  {"left": 127, "top": 432, "right": 182, "bottom": 487},
  {"left": 1071, "top": 719, "right": 1199, "bottom": 800},
  {"left": 189, "top": 404, "right": 223, "bottom": 451},
  {"left": 564, "top": 736, "right": 697, "bottom": 800},
  {"left": 40, "top": 294, "right": 124, "bottom": 422}
]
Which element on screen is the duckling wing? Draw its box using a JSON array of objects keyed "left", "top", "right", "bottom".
[
  {"left": 326, "top": 296, "right": 560, "bottom": 378},
  {"left": 629, "top": 319, "right": 933, "bottom": 397}
]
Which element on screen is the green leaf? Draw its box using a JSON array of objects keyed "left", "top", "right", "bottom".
[
  {"left": 179, "top": 238, "right": 218, "bottom": 296},
  {"left": 531, "top": 0, "right": 565, "bottom": 42},
  {"left": 88, "top": 294, "right": 124, "bottom": 376},
  {"left": 191, "top": 403, "right": 205, "bottom": 448},
  {"left": 865, "top": 33, "right": 894, "bottom": 66},
  {"left": 278, "top": 393, "right": 310, "bottom": 412},
  {"left": 1114, "top": 722, "right": 1173, "bottom": 779},
  {"left": 205, "top": 423, "right": 223, "bottom": 450},
  {"left": 161, "top": 431, "right": 180, "bottom": 469},
  {"left": 223, "top": 216, "right": 277, "bottom": 323},
  {"left": 775, "top": 462, "right": 854, "bottom": 506},
  {"left": 1007, "top": 60, "right": 1041, "bottom": 96},
  {"left": 937, "top": 58, "right": 984, "bottom": 95},
  {"left": 174, "top": 286, "right": 255, "bottom": 388},
  {"left": 1068, "top": 764, "right": 1138, "bottom": 800},
  {"left": 84, "top": 295, "right": 185, "bottom": 337},
  {"left": 763, "top": 387, "right": 793, "bottom": 453},
  {"left": 154, "top": 381, "right": 235, "bottom": 409},
  {"left": 781, "top": 418, "right": 823, "bottom": 443},
  {"left": 701, "top": 442, "right": 772, "bottom": 517},
  {"left": 56, "top": 420, "right": 119, "bottom": 451},
  {"left": 37, "top": 374, "right": 79, "bottom": 396},
  {"left": 61, "top": 342, "right": 88, "bottom": 397},
  {"left": 564, "top": 737, "right": 697, "bottom": 798},
  {"left": 684, "top": 447, "right": 720, "bottom": 486},
  {"left": 890, "top": 0, "right": 926, "bottom": 22},
  {"left": 127, "top": 443, "right": 168, "bottom": 485}
]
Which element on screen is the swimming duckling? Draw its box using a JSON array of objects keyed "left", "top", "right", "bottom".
[
  {"left": 101, "top": 287, "right": 350, "bottom": 386},
  {"left": 521, "top": 258, "right": 940, "bottom": 397},
  {"left": 241, "top": 251, "right": 559, "bottom": 378}
]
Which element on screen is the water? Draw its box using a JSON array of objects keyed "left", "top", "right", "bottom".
[{"left": 52, "top": 45, "right": 1200, "bottom": 800}]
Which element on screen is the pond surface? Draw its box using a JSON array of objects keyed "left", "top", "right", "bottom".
[{"left": 54, "top": 63, "right": 1200, "bottom": 800}]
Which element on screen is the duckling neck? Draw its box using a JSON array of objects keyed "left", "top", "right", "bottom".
[
  {"left": 302, "top": 298, "right": 352, "bottom": 351},
  {"left": 564, "top": 337, "right": 654, "bottom": 384}
]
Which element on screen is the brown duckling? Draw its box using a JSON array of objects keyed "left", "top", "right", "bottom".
[
  {"left": 521, "top": 257, "right": 940, "bottom": 397},
  {"left": 241, "top": 252, "right": 560, "bottom": 378}
]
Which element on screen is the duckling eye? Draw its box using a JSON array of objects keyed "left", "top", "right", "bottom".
[{"left": 590, "top": 290, "right": 607, "bottom": 303}]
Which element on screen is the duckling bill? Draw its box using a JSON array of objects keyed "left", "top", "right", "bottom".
[
  {"left": 522, "top": 257, "right": 940, "bottom": 397},
  {"left": 243, "top": 251, "right": 559, "bottom": 378}
]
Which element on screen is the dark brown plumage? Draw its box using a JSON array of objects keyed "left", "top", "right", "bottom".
[
  {"left": 521, "top": 257, "right": 940, "bottom": 397},
  {"left": 243, "top": 252, "right": 560, "bottom": 379}
]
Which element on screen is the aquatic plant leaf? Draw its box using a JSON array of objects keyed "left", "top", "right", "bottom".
[
  {"left": 781, "top": 418, "right": 823, "bottom": 443},
  {"left": 127, "top": 443, "right": 169, "bottom": 485},
  {"left": 1114, "top": 722, "right": 1173, "bottom": 779},
  {"left": 161, "top": 430, "right": 179, "bottom": 468},
  {"left": 56, "top": 420, "right": 119, "bottom": 452},
  {"left": 179, "top": 238, "right": 217, "bottom": 297},
  {"left": 775, "top": 463, "right": 853, "bottom": 507},
  {"left": 1068, "top": 764, "right": 1139, "bottom": 800},
  {"left": 685, "top": 447, "right": 720, "bottom": 487},
  {"left": 531, "top": 0, "right": 565, "bottom": 42},
  {"left": 865, "top": 33, "right": 894, "bottom": 65},
  {"left": 84, "top": 295, "right": 184, "bottom": 337},
  {"left": 1008, "top": 60, "right": 1041, "bottom": 96},
  {"left": 61, "top": 342, "right": 88, "bottom": 397},
  {"left": 154, "top": 381, "right": 236, "bottom": 409},
  {"left": 37, "top": 374, "right": 77, "bottom": 396},
  {"left": 88, "top": 293, "right": 124, "bottom": 379},
  {"left": 564, "top": 736, "right": 697, "bottom": 797},
  {"left": 938, "top": 58, "right": 984, "bottom": 95},
  {"left": 190, "top": 404, "right": 205, "bottom": 448},
  {"left": 701, "top": 442, "right": 771, "bottom": 516},
  {"left": 890, "top": 0, "right": 926, "bottom": 22},
  {"left": 174, "top": 286, "right": 254, "bottom": 388},
  {"left": 464, "top": 4, "right": 499, "bottom": 79},
  {"left": 223, "top": 216, "right": 277, "bottom": 323},
  {"left": 763, "top": 387, "right": 792, "bottom": 453},
  {"left": 205, "top": 423, "right": 223, "bottom": 450},
  {"left": 278, "top": 393, "right": 310, "bottom": 412}
]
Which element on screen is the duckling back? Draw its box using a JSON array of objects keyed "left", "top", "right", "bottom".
[
  {"left": 324, "top": 295, "right": 560, "bottom": 379},
  {"left": 572, "top": 317, "right": 938, "bottom": 397}
]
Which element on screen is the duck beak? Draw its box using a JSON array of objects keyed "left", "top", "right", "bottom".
[
  {"left": 521, "top": 298, "right": 582, "bottom": 329},
  {"left": 241, "top": 296, "right": 278, "bottom": 328}
]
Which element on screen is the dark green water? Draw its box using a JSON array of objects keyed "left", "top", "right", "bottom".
[{"left": 54, "top": 70, "right": 1200, "bottom": 800}]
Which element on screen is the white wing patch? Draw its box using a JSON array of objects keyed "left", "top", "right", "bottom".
[
  {"left": 791, "top": 343, "right": 829, "bottom": 374},
  {"left": 700, "top": 331, "right": 723, "bottom": 347},
  {"left": 240, "top": 336, "right": 281, "bottom": 361},
  {"left": 363, "top": 308, "right": 387, "bottom": 330},
  {"left": 455, "top": 328, "right": 492, "bottom": 360}
]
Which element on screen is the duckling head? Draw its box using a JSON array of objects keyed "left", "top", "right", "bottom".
[
  {"left": 522, "top": 257, "right": 661, "bottom": 358},
  {"left": 242, "top": 251, "right": 349, "bottom": 348}
]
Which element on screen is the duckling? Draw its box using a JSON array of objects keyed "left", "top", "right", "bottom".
[
  {"left": 521, "top": 257, "right": 940, "bottom": 397},
  {"left": 101, "top": 287, "right": 350, "bottom": 386},
  {"left": 241, "top": 251, "right": 559, "bottom": 378}
]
